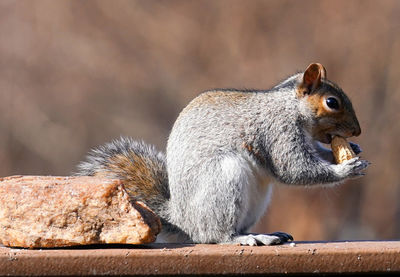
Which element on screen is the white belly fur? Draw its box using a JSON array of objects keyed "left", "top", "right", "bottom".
[
  {"left": 221, "top": 154, "right": 273, "bottom": 233},
  {"left": 240, "top": 167, "right": 273, "bottom": 232}
]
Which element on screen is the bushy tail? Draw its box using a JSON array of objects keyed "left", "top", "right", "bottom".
[{"left": 75, "top": 137, "right": 169, "bottom": 215}]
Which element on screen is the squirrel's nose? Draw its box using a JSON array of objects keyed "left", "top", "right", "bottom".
[{"left": 353, "top": 125, "right": 361, "bottom": 137}]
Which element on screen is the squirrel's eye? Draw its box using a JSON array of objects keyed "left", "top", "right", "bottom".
[{"left": 325, "top": 97, "right": 340, "bottom": 110}]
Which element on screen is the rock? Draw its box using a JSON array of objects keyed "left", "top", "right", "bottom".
[{"left": 0, "top": 176, "right": 161, "bottom": 248}]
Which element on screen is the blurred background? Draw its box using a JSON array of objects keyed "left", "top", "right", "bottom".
[{"left": 1, "top": 0, "right": 399, "bottom": 241}]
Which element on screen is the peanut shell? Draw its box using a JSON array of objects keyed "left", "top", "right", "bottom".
[{"left": 331, "top": 136, "right": 356, "bottom": 164}]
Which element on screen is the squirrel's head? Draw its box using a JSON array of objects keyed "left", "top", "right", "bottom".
[{"left": 297, "top": 63, "right": 361, "bottom": 144}]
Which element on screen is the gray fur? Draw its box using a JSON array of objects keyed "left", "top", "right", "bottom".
[
  {"left": 75, "top": 137, "right": 164, "bottom": 176},
  {"left": 76, "top": 71, "right": 369, "bottom": 246}
]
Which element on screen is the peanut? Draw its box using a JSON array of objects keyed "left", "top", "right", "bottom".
[{"left": 331, "top": 136, "right": 356, "bottom": 164}]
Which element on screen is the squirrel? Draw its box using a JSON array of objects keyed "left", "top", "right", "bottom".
[{"left": 76, "top": 63, "right": 369, "bottom": 246}]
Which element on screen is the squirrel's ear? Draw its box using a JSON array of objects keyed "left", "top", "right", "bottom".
[{"left": 298, "top": 63, "right": 327, "bottom": 96}]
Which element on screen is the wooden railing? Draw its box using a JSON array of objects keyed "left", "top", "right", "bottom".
[{"left": 1, "top": 241, "right": 399, "bottom": 275}]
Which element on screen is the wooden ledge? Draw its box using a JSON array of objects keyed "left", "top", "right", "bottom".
[{"left": 1, "top": 241, "right": 399, "bottom": 276}]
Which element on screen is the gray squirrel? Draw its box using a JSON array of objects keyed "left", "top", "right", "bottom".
[{"left": 76, "top": 63, "right": 369, "bottom": 246}]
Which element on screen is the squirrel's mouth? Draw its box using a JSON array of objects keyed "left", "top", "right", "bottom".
[
  {"left": 325, "top": 134, "right": 333, "bottom": 144},
  {"left": 316, "top": 133, "right": 333, "bottom": 144}
]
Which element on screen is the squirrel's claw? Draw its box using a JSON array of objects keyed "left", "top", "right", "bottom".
[
  {"left": 336, "top": 157, "right": 370, "bottom": 179},
  {"left": 268, "top": 231, "right": 294, "bottom": 242},
  {"left": 349, "top": 142, "right": 363, "bottom": 155}
]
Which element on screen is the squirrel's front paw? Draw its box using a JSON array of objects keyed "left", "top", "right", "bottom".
[
  {"left": 232, "top": 232, "right": 293, "bottom": 246},
  {"left": 335, "top": 157, "right": 370, "bottom": 178}
]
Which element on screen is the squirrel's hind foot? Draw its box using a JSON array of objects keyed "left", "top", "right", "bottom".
[{"left": 231, "top": 232, "right": 293, "bottom": 246}]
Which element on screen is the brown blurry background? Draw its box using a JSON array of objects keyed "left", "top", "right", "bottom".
[{"left": 1, "top": 0, "right": 399, "bottom": 241}]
